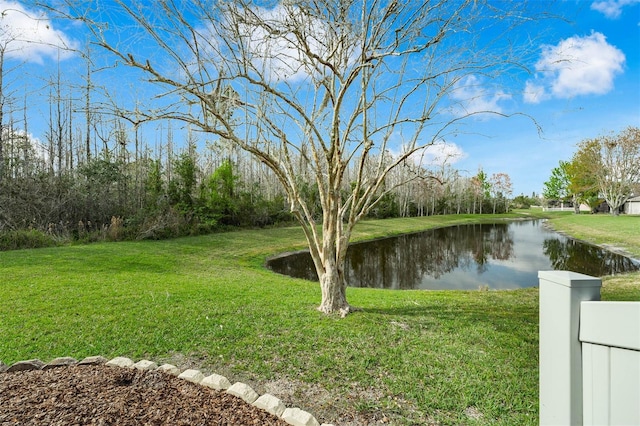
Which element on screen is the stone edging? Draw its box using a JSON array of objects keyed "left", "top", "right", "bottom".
[{"left": 0, "top": 356, "right": 332, "bottom": 426}]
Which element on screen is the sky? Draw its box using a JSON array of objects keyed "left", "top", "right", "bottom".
[
  {"left": 451, "top": 0, "right": 640, "bottom": 196},
  {"left": 1, "top": 0, "right": 639, "bottom": 197}
]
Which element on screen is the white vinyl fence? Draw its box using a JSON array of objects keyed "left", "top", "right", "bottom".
[{"left": 539, "top": 271, "right": 640, "bottom": 425}]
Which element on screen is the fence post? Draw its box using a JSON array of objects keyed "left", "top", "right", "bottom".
[{"left": 539, "top": 270, "right": 601, "bottom": 425}]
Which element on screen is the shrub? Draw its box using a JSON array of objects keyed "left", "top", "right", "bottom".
[
  {"left": 136, "top": 208, "right": 192, "bottom": 240},
  {"left": 0, "top": 229, "right": 59, "bottom": 251}
]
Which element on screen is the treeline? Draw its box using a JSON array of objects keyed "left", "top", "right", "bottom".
[
  {"left": 0, "top": 119, "right": 517, "bottom": 250},
  {"left": 0, "top": 124, "right": 292, "bottom": 249}
]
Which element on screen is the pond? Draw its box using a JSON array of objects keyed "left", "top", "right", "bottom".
[{"left": 266, "top": 220, "right": 640, "bottom": 290}]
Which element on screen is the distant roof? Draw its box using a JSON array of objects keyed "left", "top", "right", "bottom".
[{"left": 627, "top": 196, "right": 640, "bottom": 202}]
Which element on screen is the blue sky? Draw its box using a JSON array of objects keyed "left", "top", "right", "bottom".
[
  {"left": 451, "top": 0, "right": 640, "bottom": 196},
  {"left": 1, "top": 0, "right": 639, "bottom": 197}
]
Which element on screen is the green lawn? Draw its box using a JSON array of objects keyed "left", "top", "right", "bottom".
[
  {"left": 546, "top": 212, "right": 640, "bottom": 258},
  {"left": 1, "top": 212, "right": 638, "bottom": 425}
]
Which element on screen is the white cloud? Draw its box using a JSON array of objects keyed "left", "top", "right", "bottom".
[
  {"left": 523, "top": 81, "right": 548, "bottom": 104},
  {"left": 524, "top": 32, "right": 625, "bottom": 104},
  {"left": 0, "top": 0, "right": 78, "bottom": 63},
  {"left": 450, "top": 75, "right": 512, "bottom": 119},
  {"left": 422, "top": 141, "right": 467, "bottom": 166},
  {"left": 393, "top": 141, "right": 467, "bottom": 168},
  {"left": 591, "top": 0, "right": 640, "bottom": 19}
]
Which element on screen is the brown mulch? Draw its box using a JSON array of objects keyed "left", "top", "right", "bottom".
[{"left": 0, "top": 365, "right": 289, "bottom": 426}]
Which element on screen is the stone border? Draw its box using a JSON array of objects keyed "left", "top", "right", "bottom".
[{"left": 0, "top": 356, "right": 332, "bottom": 426}]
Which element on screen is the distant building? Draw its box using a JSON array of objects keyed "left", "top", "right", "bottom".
[{"left": 624, "top": 196, "right": 640, "bottom": 215}]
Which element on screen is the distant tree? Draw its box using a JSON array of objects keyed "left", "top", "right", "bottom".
[
  {"left": 543, "top": 161, "right": 571, "bottom": 206},
  {"left": 489, "top": 172, "right": 512, "bottom": 213},
  {"left": 566, "top": 146, "right": 600, "bottom": 213},
  {"left": 169, "top": 152, "right": 199, "bottom": 213},
  {"left": 0, "top": 18, "right": 21, "bottom": 183},
  {"left": 575, "top": 127, "right": 640, "bottom": 215},
  {"left": 512, "top": 194, "right": 534, "bottom": 209},
  {"left": 204, "top": 159, "right": 239, "bottom": 225},
  {"left": 145, "top": 159, "right": 164, "bottom": 208},
  {"left": 471, "top": 169, "right": 491, "bottom": 214},
  {"left": 78, "top": 155, "right": 129, "bottom": 222}
]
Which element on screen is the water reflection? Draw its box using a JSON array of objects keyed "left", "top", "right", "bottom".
[
  {"left": 346, "top": 223, "right": 515, "bottom": 289},
  {"left": 543, "top": 238, "right": 639, "bottom": 276},
  {"left": 266, "top": 220, "right": 640, "bottom": 290}
]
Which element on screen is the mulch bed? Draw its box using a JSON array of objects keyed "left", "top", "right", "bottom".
[{"left": 0, "top": 364, "right": 289, "bottom": 425}]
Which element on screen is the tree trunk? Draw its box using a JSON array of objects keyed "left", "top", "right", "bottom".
[
  {"left": 307, "top": 234, "right": 352, "bottom": 316},
  {"left": 313, "top": 188, "right": 353, "bottom": 316},
  {"left": 317, "top": 265, "right": 350, "bottom": 316}
]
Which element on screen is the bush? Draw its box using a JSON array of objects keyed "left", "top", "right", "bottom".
[
  {"left": 135, "top": 208, "right": 193, "bottom": 240},
  {"left": 0, "top": 229, "right": 59, "bottom": 251}
]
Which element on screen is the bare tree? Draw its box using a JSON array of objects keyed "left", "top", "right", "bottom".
[
  {"left": 489, "top": 172, "right": 512, "bottom": 213},
  {"left": 65, "top": 0, "right": 545, "bottom": 314},
  {"left": 0, "top": 14, "right": 22, "bottom": 183},
  {"left": 0, "top": 44, "right": 7, "bottom": 181},
  {"left": 83, "top": 48, "right": 93, "bottom": 162}
]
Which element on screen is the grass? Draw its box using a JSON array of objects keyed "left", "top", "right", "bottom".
[
  {"left": 545, "top": 212, "right": 640, "bottom": 258},
  {"left": 1, "top": 212, "right": 638, "bottom": 425}
]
